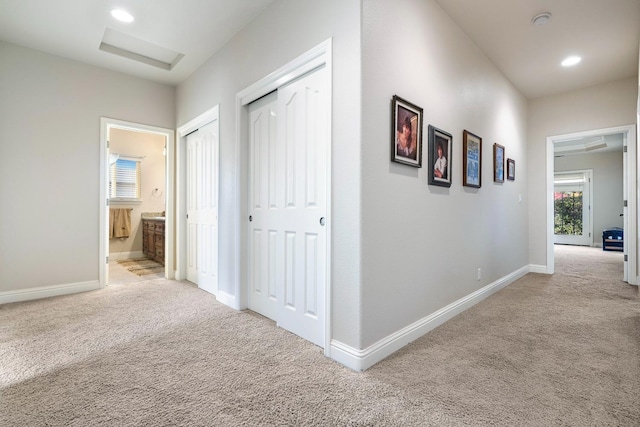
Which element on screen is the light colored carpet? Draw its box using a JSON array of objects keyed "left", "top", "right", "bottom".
[{"left": 1, "top": 245, "right": 638, "bottom": 426}]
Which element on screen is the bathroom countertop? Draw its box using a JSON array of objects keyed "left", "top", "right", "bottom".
[{"left": 141, "top": 212, "right": 165, "bottom": 220}]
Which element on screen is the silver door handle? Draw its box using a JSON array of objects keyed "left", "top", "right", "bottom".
[{"left": 319, "top": 217, "right": 326, "bottom": 226}]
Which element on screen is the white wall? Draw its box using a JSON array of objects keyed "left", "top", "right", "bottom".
[
  {"left": 176, "top": 0, "right": 362, "bottom": 347},
  {"left": 555, "top": 151, "right": 623, "bottom": 246},
  {"left": 528, "top": 77, "right": 638, "bottom": 267},
  {"left": 109, "top": 128, "right": 166, "bottom": 257},
  {"left": 360, "top": 0, "right": 529, "bottom": 347},
  {"left": 0, "top": 41, "right": 175, "bottom": 293}
]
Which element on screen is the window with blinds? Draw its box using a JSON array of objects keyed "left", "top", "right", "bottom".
[{"left": 109, "top": 156, "right": 142, "bottom": 202}]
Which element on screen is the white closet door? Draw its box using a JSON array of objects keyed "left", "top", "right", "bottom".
[
  {"left": 248, "top": 66, "right": 328, "bottom": 347},
  {"left": 276, "top": 67, "right": 328, "bottom": 347},
  {"left": 186, "top": 120, "right": 219, "bottom": 295},
  {"left": 248, "top": 92, "right": 279, "bottom": 320}
]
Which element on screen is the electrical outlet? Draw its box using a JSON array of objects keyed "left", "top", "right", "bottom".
[{"left": 477, "top": 268, "right": 481, "bottom": 281}]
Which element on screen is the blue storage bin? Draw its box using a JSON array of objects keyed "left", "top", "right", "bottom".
[{"left": 602, "top": 227, "right": 623, "bottom": 251}]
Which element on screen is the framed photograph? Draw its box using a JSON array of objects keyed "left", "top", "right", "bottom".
[
  {"left": 507, "top": 158, "right": 515, "bottom": 181},
  {"left": 462, "top": 130, "right": 482, "bottom": 188},
  {"left": 391, "top": 95, "right": 423, "bottom": 167},
  {"left": 428, "top": 125, "right": 452, "bottom": 187},
  {"left": 494, "top": 143, "right": 505, "bottom": 183}
]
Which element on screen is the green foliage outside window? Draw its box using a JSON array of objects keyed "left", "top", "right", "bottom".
[{"left": 554, "top": 191, "right": 583, "bottom": 235}]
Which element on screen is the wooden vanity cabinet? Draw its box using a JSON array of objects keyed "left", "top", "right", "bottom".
[
  {"left": 142, "top": 218, "right": 165, "bottom": 265},
  {"left": 153, "top": 221, "right": 165, "bottom": 264}
]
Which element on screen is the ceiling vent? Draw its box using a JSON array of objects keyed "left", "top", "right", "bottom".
[{"left": 99, "top": 28, "right": 184, "bottom": 71}]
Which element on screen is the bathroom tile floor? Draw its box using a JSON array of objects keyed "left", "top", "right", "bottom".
[{"left": 108, "top": 259, "right": 165, "bottom": 285}]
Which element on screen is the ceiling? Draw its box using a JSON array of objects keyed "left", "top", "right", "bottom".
[
  {"left": 554, "top": 134, "right": 624, "bottom": 157},
  {"left": 0, "top": 0, "right": 638, "bottom": 97},
  {"left": 435, "top": 0, "right": 640, "bottom": 99},
  {"left": 0, "top": 0, "right": 275, "bottom": 86}
]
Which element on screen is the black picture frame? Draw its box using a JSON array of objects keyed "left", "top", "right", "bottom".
[
  {"left": 462, "top": 130, "right": 482, "bottom": 188},
  {"left": 391, "top": 95, "right": 423, "bottom": 168},
  {"left": 494, "top": 143, "right": 505, "bottom": 183},
  {"left": 507, "top": 158, "right": 515, "bottom": 181},
  {"left": 428, "top": 125, "right": 452, "bottom": 187}
]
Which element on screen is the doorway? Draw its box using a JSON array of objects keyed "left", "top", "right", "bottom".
[
  {"left": 546, "top": 125, "right": 637, "bottom": 284},
  {"left": 99, "top": 118, "right": 175, "bottom": 288}
]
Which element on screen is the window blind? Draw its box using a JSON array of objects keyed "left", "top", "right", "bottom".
[{"left": 110, "top": 157, "right": 141, "bottom": 200}]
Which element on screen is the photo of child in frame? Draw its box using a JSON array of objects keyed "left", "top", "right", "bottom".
[
  {"left": 433, "top": 137, "right": 448, "bottom": 181},
  {"left": 391, "top": 95, "right": 423, "bottom": 168},
  {"left": 396, "top": 106, "right": 418, "bottom": 161},
  {"left": 427, "top": 125, "right": 452, "bottom": 187}
]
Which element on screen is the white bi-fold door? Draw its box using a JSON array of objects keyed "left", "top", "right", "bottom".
[
  {"left": 248, "top": 66, "right": 328, "bottom": 347},
  {"left": 186, "top": 120, "right": 219, "bottom": 296}
]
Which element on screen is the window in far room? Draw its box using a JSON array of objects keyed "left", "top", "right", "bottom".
[{"left": 109, "top": 155, "right": 142, "bottom": 203}]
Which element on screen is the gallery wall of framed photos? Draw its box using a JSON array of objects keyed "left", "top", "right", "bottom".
[{"left": 390, "top": 95, "right": 516, "bottom": 189}]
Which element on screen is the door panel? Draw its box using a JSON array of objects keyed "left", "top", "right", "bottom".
[
  {"left": 187, "top": 136, "right": 198, "bottom": 283},
  {"left": 248, "top": 66, "right": 328, "bottom": 348},
  {"left": 305, "top": 233, "right": 318, "bottom": 317},
  {"left": 248, "top": 92, "right": 279, "bottom": 320},
  {"left": 187, "top": 222, "right": 198, "bottom": 280},
  {"left": 284, "top": 231, "right": 296, "bottom": 309},
  {"left": 275, "top": 67, "right": 327, "bottom": 347},
  {"left": 186, "top": 120, "right": 219, "bottom": 295}
]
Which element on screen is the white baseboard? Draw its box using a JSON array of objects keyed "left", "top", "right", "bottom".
[
  {"left": 329, "top": 265, "right": 530, "bottom": 371},
  {"left": 0, "top": 280, "right": 100, "bottom": 305},
  {"left": 216, "top": 290, "right": 239, "bottom": 309},
  {"left": 109, "top": 251, "right": 145, "bottom": 261},
  {"left": 529, "top": 264, "right": 548, "bottom": 274}
]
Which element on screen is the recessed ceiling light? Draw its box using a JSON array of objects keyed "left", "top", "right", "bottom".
[
  {"left": 561, "top": 56, "right": 582, "bottom": 67},
  {"left": 111, "top": 9, "right": 134, "bottom": 23},
  {"left": 532, "top": 12, "right": 552, "bottom": 26}
]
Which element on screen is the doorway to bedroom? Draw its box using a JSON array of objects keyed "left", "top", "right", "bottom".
[{"left": 548, "top": 125, "right": 636, "bottom": 284}]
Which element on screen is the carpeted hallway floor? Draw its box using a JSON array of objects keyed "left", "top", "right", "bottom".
[{"left": 0, "top": 245, "right": 638, "bottom": 426}]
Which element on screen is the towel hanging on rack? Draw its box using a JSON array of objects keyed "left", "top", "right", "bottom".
[{"left": 109, "top": 208, "right": 132, "bottom": 238}]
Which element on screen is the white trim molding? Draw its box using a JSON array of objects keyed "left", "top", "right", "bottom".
[
  {"left": 529, "top": 264, "right": 548, "bottom": 274},
  {"left": 329, "top": 265, "right": 530, "bottom": 371},
  {"left": 215, "top": 290, "right": 238, "bottom": 309},
  {"left": 0, "top": 280, "right": 100, "bottom": 305},
  {"left": 177, "top": 105, "right": 220, "bottom": 137}
]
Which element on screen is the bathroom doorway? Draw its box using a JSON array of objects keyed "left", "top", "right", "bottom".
[{"left": 99, "top": 118, "right": 175, "bottom": 287}]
